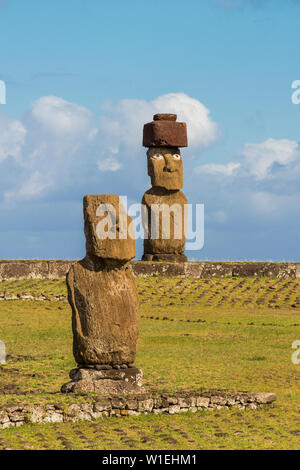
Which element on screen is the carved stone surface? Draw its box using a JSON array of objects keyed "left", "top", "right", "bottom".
[
  {"left": 142, "top": 187, "right": 187, "bottom": 256},
  {"left": 142, "top": 114, "right": 188, "bottom": 262},
  {"left": 61, "top": 367, "right": 144, "bottom": 395},
  {"left": 142, "top": 253, "right": 188, "bottom": 263},
  {"left": 67, "top": 255, "right": 139, "bottom": 366},
  {"left": 62, "top": 194, "right": 141, "bottom": 395},
  {"left": 147, "top": 147, "right": 183, "bottom": 191},
  {"left": 143, "top": 114, "right": 187, "bottom": 148},
  {"left": 84, "top": 194, "right": 135, "bottom": 261}
]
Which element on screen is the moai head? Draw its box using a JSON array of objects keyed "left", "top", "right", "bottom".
[
  {"left": 143, "top": 114, "right": 187, "bottom": 191},
  {"left": 147, "top": 147, "right": 183, "bottom": 190},
  {"left": 83, "top": 194, "right": 135, "bottom": 261}
]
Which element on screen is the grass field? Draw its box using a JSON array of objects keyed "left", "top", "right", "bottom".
[{"left": 0, "top": 276, "right": 299, "bottom": 450}]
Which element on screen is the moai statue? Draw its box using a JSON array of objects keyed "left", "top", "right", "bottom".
[
  {"left": 61, "top": 195, "right": 144, "bottom": 395},
  {"left": 142, "top": 113, "right": 188, "bottom": 262}
]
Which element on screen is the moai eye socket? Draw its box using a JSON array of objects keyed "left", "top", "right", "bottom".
[
  {"left": 172, "top": 154, "right": 181, "bottom": 160},
  {"left": 152, "top": 154, "right": 164, "bottom": 161}
]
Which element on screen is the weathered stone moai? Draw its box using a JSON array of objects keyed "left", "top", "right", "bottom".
[
  {"left": 61, "top": 194, "right": 144, "bottom": 395},
  {"left": 142, "top": 113, "right": 188, "bottom": 262}
]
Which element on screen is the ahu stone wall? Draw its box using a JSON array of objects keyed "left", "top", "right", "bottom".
[
  {"left": 0, "top": 259, "right": 299, "bottom": 281},
  {"left": 0, "top": 391, "right": 276, "bottom": 429}
]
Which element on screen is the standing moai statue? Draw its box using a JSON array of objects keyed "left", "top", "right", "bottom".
[
  {"left": 142, "top": 113, "right": 188, "bottom": 262},
  {"left": 61, "top": 194, "right": 144, "bottom": 395}
]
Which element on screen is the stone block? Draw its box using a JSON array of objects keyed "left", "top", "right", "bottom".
[
  {"left": 169, "top": 405, "right": 181, "bottom": 414},
  {"left": 252, "top": 392, "right": 277, "bottom": 404},
  {"left": 143, "top": 115, "right": 187, "bottom": 148},
  {"left": 62, "top": 368, "right": 144, "bottom": 396},
  {"left": 196, "top": 397, "right": 210, "bottom": 408},
  {"left": 83, "top": 195, "right": 135, "bottom": 261},
  {"left": 138, "top": 398, "right": 154, "bottom": 412}
]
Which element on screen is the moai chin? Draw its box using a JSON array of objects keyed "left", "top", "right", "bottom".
[
  {"left": 142, "top": 114, "right": 188, "bottom": 263},
  {"left": 61, "top": 195, "right": 144, "bottom": 395}
]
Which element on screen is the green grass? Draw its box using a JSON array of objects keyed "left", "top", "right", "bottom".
[
  {"left": 0, "top": 278, "right": 66, "bottom": 299},
  {"left": 0, "top": 276, "right": 299, "bottom": 449}
]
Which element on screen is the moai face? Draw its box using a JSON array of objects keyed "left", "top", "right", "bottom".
[
  {"left": 147, "top": 147, "right": 183, "bottom": 190},
  {"left": 84, "top": 194, "right": 135, "bottom": 261}
]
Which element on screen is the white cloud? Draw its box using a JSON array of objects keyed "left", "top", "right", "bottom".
[
  {"left": 4, "top": 170, "right": 50, "bottom": 201},
  {"left": 191, "top": 137, "right": 300, "bottom": 232},
  {"left": 152, "top": 93, "right": 219, "bottom": 148},
  {"left": 99, "top": 92, "right": 219, "bottom": 155},
  {"left": 195, "top": 162, "right": 240, "bottom": 176},
  {"left": 31, "top": 96, "right": 92, "bottom": 137},
  {"left": 241, "top": 138, "right": 300, "bottom": 180},
  {"left": 1, "top": 96, "right": 96, "bottom": 203},
  {"left": 1, "top": 93, "right": 300, "bottom": 261},
  {"left": 0, "top": 92, "right": 219, "bottom": 202},
  {"left": 98, "top": 157, "right": 122, "bottom": 172},
  {"left": 0, "top": 115, "right": 26, "bottom": 163},
  {"left": 196, "top": 138, "right": 300, "bottom": 182},
  {"left": 1, "top": 91, "right": 299, "bottom": 222},
  {"left": 247, "top": 191, "right": 300, "bottom": 218}
]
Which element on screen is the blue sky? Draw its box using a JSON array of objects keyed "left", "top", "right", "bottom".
[{"left": 0, "top": 0, "right": 300, "bottom": 261}]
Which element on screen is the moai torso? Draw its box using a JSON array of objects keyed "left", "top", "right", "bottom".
[
  {"left": 142, "top": 114, "right": 188, "bottom": 262},
  {"left": 68, "top": 255, "right": 139, "bottom": 366}
]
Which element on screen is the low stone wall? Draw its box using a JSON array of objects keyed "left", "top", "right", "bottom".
[
  {"left": 0, "top": 391, "right": 276, "bottom": 429},
  {"left": 0, "top": 260, "right": 73, "bottom": 281},
  {"left": 133, "top": 261, "right": 300, "bottom": 279},
  {"left": 0, "top": 259, "right": 299, "bottom": 281},
  {"left": 0, "top": 293, "right": 66, "bottom": 301}
]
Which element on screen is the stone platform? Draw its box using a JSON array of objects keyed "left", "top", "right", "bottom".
[
  {"left": 0, "top": 259, "right": 300, "bottom": 281},
  {"left": 61, "top": 367, "right": 144, "bottom": 395},
  {"left": 0, "top": 390, "right": 277, "bottom": 429},
  {"left": 142, "top": 254, "right": 188, "bottom": 263}
]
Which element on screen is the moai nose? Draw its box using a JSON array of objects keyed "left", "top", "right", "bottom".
[{"left": 163, "top": 154, "right": 176, "bottom": 172}]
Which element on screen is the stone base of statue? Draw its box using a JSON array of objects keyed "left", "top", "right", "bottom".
[
  {"left": 142, "top": 253, "right": 188, "bottom": 263},
  {"left": 61, "top": 367, "right": 145, "bottom": 395}
]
